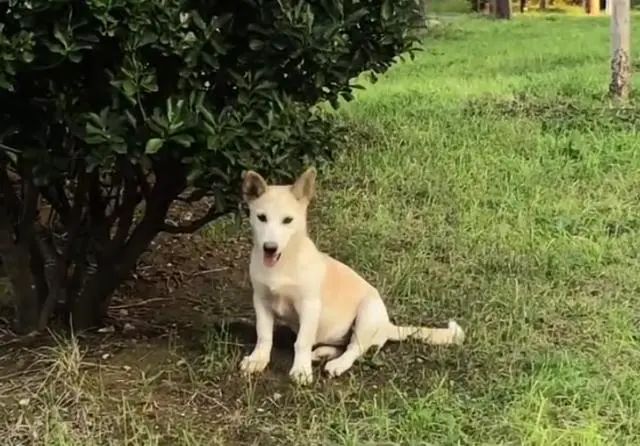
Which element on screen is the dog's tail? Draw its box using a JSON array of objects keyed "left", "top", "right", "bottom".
[{"left": 386, "top": 320, "right": 465, "bottom": 345}]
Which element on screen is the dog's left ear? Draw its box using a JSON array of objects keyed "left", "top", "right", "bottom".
[{"left": 291, "top": 167, "right": 317, "bottom": 202}]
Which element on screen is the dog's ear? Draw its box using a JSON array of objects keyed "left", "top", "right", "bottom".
[
  {"left": 291, "top": 167, "right": 317, "bottom": 202},
  {"left": 242, "top": 170, "right": 267, "bottom": 202}
]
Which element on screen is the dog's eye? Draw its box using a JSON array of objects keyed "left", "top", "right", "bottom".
[
  {"left": 257, "top": 214, "right": 267, "bottom": 222},
  {"left": 282, "top": 216, "right": 293, "bottom": 225}
]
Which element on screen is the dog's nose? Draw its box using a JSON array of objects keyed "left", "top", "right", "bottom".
[{"left": 263, "top": 242, "right": 278, "bottom": 254}]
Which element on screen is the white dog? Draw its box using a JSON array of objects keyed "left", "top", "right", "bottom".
[{"left": 240, "top": 167, "right": 464, "bottom": 384}]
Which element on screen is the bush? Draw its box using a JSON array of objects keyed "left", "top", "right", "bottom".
[{"left": 0, "top": 0, "right": 423, "bottom": 332}]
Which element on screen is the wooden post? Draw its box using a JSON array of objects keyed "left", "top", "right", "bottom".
[
  {"left": 521, "top": 0, "right": 529, "bottom": 11},
  {"left": 587, "top": 0, "right": 600, "bottom": 14},
  {"left": 610, "top": 0, "right": 631, "bottom": 100},
  {"left": 540, "top": 0, "right": 547, "bottom": 10}
]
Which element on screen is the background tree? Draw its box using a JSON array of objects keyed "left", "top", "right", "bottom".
[
  {"left": 587, "top": 0, "right": 601, "bottom": 14},
  {"left": 610, "top": 0, "right": 631, "bottom": 99},
  {"left": 496, "top": 0, "right": 512, "bottom": 18},
  {"left": 0, "top": 0, "right": 423, "bottom": 333}
]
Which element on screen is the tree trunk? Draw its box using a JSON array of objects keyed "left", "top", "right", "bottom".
[
  {"left": 521, "top": 0, "right": 529, "bottom": 12},
  {"left": 69, "top": 186, "right": 174, "bottom": 329},
  {"left": 0, "top": 212, "right": 40, "bottom": 333},
  {"left": 587, "top": 0, "right": 600, "bottom": 14},
  {"left": 610, "top": 0, "right": 631, "bottom": 100},
  {"left": 70, "top": 268, "right": 116, "bottom": 329},
  {"left": 540, "top": 0, "right": 547, "bottom": 10},
  {"left": 495, "top": 0, "right": 512, "bottom": 18}
]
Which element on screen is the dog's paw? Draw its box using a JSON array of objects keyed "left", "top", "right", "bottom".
[
  {"left": 324, "top": 357, "right": 351, "bottom": 378},
  {"left": 240, "top": 355, "right": 269, "bottom": 375},
  {"left": 289, "top": 363, "right": 313, "bottom": 385},
  {"left": 448, "top": 320, "right": 465, "bottom": 345}
]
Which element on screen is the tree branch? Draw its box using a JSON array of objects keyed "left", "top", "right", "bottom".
[
  {"left": 133, "top": 163, "right": 152, "bottom": 200},
  {"left": 161, "top": 206, "right": 226, "bottom": 234},
  {"left": 19, "top": 172, "right": 39, "bottom": 241},
  {"left": 87, "top": 170, "right": 112, "bottom": 251},
  {"left": 175, "top": 188, "right": 211, "bottom": 203},
  {"left": 35, "top": 226, "right": 66, "bottom": 329},
  {"left": 0, "top": 163, "right": 20, "bottom": 217},
  {"left": 39, "top": 182, "right": 71, "bottom": 224},
  {"left": 108, "top": 161, "right": 140, "bottom": 255},
  {"left": 70, "top": 162, "right": 184, "bottom": 328},
  {"left": 62, "top": 166, "right": 89, "bottom": 264}
]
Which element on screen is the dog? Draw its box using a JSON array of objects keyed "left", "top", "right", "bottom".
[{"left": 240, "top": 167, "right": 465, "bottom": 384}]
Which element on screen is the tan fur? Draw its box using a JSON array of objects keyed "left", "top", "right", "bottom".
[{"left": 240, "top": 168, "right": 465, "bottom": 384}]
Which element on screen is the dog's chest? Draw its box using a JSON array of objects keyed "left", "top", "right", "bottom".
[
  {"left": 262, "top": 278, "right": 300, "bottom": 325},
  {"left": 269, "top": 292, "right": 296, "bottom": 319},
  {"left": 252, "top": 268, "right": 301, "bottom": 327},
  {"left": 266, "top": 290, "right": 299, "bottom": 329}
]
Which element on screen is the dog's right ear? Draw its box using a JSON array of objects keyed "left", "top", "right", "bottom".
[{"left": 242, "top": 170, "right": 267, "bottom": 202}]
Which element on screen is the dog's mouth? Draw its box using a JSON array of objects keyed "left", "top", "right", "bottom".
[{"left": 263, "top": 250, "right": 281, "bottom": 267}]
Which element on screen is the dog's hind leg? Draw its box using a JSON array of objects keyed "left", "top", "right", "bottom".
[
  {"left": 324, "top": 294, "right": 390, "bottom": 377},
  {"left": 311, "top": 346, "right": 343, "bottom": 363}
]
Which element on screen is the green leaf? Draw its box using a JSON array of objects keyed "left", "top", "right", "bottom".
[
  {"left": 201, "top": 52, "right": 219, "bottom": 69},
  {"left": 171, "top": 134, "right": 195, "bottom": 148},
  {"left": 145, "top": 138, "right": 165, "bottom": 154},
  {"left": 347, "top": 8, "right": 369, "bottom": 23},
  {"left": 53, "top": 25, "right": 67, "bottom": 47},
  {"left": 191, "top": 11, "right": 206, "bottom": 30},
  {"left": 68, "top": 51, "right": 82, "bottom": 63},
  {"left": 139, "top": 32, "right": 158, "bottom": 47},
  {"left": 122, "top": 80, "right": 136, "bottom": 97},
  {"left": 0, "top": 74, "right": 13, "bottom": 91},
  {"left": 112, "top": 143, "right": 128, "bottom": 154},
  {"left": 249, "top": 39, "right": 264, "bottom": 51},
  {"left": 382, "top": 0, "right": 393, "bottom": 20},
  {"left": 4, "top": 150, "right": 18, "bottom": 164}
]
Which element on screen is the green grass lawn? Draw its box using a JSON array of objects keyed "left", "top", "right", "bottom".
[
  {"left": 4, "top": 13, "right": 640, "bottom": 446},
  {"left": 302, "top": 15, "right": 640, "bottom": 444},
  {"left": 311, "top": 13, "right": 640, "bottom": 443}
]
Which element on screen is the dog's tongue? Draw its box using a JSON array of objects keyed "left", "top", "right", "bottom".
[{"left": 263, "top": 253, "right": 280, "bottom": 268}]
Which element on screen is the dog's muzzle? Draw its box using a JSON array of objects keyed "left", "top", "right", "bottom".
[{"left": 262, "top": 242, "right": 281, "bottom": 267}]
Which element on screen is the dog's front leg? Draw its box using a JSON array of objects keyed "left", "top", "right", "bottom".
[
  {"left": 240, "top": 287, "right": 274, "bottom": 375},
  {"left": 289, "top": 296, "right": 321, "bottom": 385}
]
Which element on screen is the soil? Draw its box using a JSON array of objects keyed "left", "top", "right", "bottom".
[{"left": 0, "top": 213, "right": 304, "bottom": 443}]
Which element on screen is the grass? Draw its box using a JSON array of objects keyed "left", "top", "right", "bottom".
[
  {"left": 428, "top": 0, "right": 471, "bottom": 14},
  {"left": 3, "top": 11, "right": 640, "bottom": 446}
]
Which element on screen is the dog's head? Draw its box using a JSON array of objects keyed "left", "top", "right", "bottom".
[{"left": 242, "top": 167, "right": 316, "bottom": 268}]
